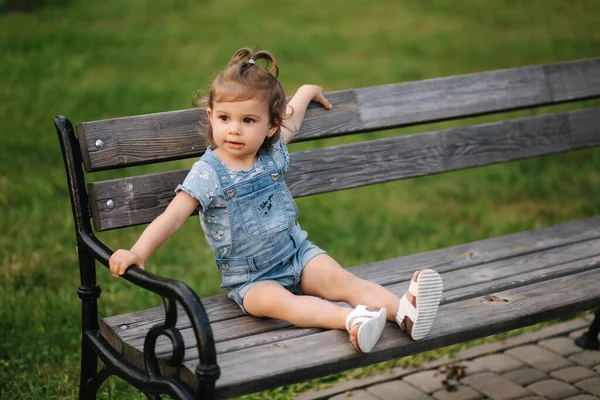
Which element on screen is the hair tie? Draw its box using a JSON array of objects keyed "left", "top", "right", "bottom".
[{"left": 248, "top": 59, "right": 255, "bottom": 65}]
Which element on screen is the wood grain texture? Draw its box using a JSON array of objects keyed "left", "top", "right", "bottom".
[
  {"left": 124, "top": 248, "right": 600, "bottom": 368},
  {"left": 202, "top": 268, "right": 600, "bottom": 398},
  {"left": 104, "top": 237, "right": 600, "bottom": 358},
  {"left": 77, "top": 91, "right": 359, "bottom": 172},
  {"left": 77, "top": 58, "right": 600, "bottom": 172},
  {"left": 100, "top": 216, "right": 600, "bottom": 340},
  {"left": 98, "top": 217, "right": 600, "bottom": 397},
  {"left": 89, "top": 107, "right": 600, "bottom": 231}
]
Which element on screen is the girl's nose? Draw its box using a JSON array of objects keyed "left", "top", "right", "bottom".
[{"left": 228, "top": 123, "right": 241, "bottom": 135}]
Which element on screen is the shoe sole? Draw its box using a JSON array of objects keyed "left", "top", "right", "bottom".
[
  {"left": 410, "top": 269, "right": 443, "bottom": 341},
  {"left": 357, "top": 308, "right": 387, "bottom": 353}
]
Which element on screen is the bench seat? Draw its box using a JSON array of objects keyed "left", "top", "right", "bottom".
[{"left": 100, "top": 216, "right": 600, "bottom": 399}]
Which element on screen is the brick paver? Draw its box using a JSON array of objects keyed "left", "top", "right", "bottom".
[
  {"left": 539, "top": 337, "right": 585, "bottom": 356},
  {"left": 575, "top": 377, "right": 600, "bottom": 396},
  {"left": 461, "top": 372, "right": 533, "bottom": 400},
  {"left": 299, "top": 316, "right": 600, "bottom": 400},
  {"left": 527, "top": 379, "right": 580, "bottom": 400},
  {"left": 518, "top": 397, "right": 554, "bottom": 400},
  {"left": 330, "top": 389, "right": 379, "bottom": 400},
  {"left": 472, "top": 354, "right": 524, "bottom": 373},
  {"left": 502, "top": 367, "right": 548, "bottom": 386},
  {"left": 432, "top": 385, "right": 483, "bottom": 400},
  {"left": 367, "top": 380, "right": 433, "bottom": 400},
  {"left": 569, "top": 329, "right": 589, "bottom": 340},
  {"left": 403, "top": 370, "right": 446, "bottom": 394},
  {"left": 569, "top": 352, "right": 600, "bottom": 368},
  {"left": 505, "top": 345, "right": 574, "bottom": 372},
  {"left": 551, "top": 366, "right": 598, "bottom": 383},
  {"left": 459, "top": 360, "right": 488, "bottom": 375}
]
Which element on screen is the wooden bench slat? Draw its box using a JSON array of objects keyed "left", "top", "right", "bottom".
[
  {"left": 77, "top": 58, "right": 600, "bottom": 172},
  {"left": 89, "top": 106, "right": 600, "bottom": 231},
  {"left": 113, "top": 237, "right": 600, "bottom": 365},
  {"left": 99, "top": 217, "right": 600, "bottom": 379},
  {"left": 186, "top": 267, "right": 600, "bottom": 398},
  {"left": 143, "top": 255, "right": 600, "bottom": 387},
  {"left": 103, "top": 250, "right": 600, "bottom": 390},
  {"left": 100, "top": 216, "right": 600, "bottom": 344},
  {"left": 141, "top": 247, "right": 600, "bottom": 370}
]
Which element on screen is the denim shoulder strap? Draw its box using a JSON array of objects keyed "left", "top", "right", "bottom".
[
  {"left": 200, "top": 151, "right": 231, "bottom": 188},
  {"left": 258, "top": 148, "right": 280, "bottom": 174}
]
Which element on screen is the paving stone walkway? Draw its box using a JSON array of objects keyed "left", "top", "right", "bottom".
[{"left": 296, "top": 313, "right": 600, "bottom": 400}]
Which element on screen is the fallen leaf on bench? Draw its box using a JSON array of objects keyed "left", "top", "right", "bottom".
[{"left": 482, "top": 295, "right": 509, "bottom": 303}]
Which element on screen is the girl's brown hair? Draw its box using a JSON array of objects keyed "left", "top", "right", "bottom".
[{"left": 193, "top": 47, "right": 288, "bottom": 150}]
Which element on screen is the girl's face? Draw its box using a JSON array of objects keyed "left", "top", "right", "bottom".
[{"left": 207, "top": 97, "right": 278, "bottom": 169}]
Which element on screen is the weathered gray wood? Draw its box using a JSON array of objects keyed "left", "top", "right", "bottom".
[
  {"left": 99, "top": 217, "right": 600, "bottom": 381},
  {"left": 191, "top": 267, "right": 600, "bottom": 398},
  {"left": 77, "top": 58, "right": 600, "bottom": 172},
  {"left": 89, "top": 107, "right": 600, "bottom": 231},
  {"left": 76, "top": 109, "right": 209, "bottom": 172},
  {"left": 100, "top": 216, "right": 600, "bottom": 346},
  {"left": 77, "top": 90, "right": 359, "bottom": 172},
  {"left": 439, "top": 255, "right": 600, "bottom": 304},
  {"left": 108, "top": 238, "right": 600, "bottom": 363},
  {"left": 120, "top": 254, "right": 599, "bottom": 383},
  {"left": 144, "top": 251, "right": 600, "bottom": 366},
  {"left": 543, "top": 59, "right": 600, "bottom": 102}
]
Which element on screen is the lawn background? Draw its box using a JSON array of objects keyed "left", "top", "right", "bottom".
[{"left": 1, "top": 0, "right": 599, "bottom": 398}]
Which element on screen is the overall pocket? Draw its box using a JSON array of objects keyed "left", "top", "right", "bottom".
[
  {"left": 219, "top": 263, "right": 250, "bottom": 290},
  {"left": 234, "top": 183, "right": 294, "bottom": 238}
]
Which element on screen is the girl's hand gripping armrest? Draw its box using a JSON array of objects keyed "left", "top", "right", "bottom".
[{"left": 109, "top": 191, "right": 200, "bottom": 277}]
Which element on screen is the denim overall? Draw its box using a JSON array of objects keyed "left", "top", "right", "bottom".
[{"left": 201, "top": 149, "right": 325, "bottom": 312}]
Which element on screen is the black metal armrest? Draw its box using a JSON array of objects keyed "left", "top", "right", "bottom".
[{"left": 80, "top": 231, "right": 221, "bottom": 395}]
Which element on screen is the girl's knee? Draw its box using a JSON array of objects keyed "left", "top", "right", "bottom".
[{"left": 242, "top": 281, "right": 290, "bottom": 317}]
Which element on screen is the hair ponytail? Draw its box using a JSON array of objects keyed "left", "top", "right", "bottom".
[{"left": 227, "top": 47, "right": 280, "bottom": 78}]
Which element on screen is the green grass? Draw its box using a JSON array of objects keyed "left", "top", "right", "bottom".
[{"left": 1, "top": 0, "right": 599, "bottom": 398}]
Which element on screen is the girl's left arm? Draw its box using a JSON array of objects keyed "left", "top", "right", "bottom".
[{"left": 280, "top": 85, "right": 332, "bottom": 144}]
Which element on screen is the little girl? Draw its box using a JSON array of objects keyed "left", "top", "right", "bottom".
[{"left": 109, "top": 47, "right": 443, "bottom": 353}]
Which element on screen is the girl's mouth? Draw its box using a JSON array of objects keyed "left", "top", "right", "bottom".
[{"left": 225, "top": 141, "right": 244, "bottom": 149}]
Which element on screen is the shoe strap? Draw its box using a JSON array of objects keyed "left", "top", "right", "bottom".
[
  {"left": 345, "top": 305, "right": 381, "bottom": 332},
  {"left": 396, "top": 295, "right": 416, "bottom": 328}
]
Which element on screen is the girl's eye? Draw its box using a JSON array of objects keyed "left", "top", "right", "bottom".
[
  {"left": 219, "top": 115, "right": 229, "bottom": 121},
  {"left": 243, "top": 118, "right": 255, "bottom": 124}
]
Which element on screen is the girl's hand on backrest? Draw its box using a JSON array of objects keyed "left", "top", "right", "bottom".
[
  {"left": 282, "top": 85, "right": 332, "bottom": 143},
  {"left": 298, "top": 85, "right": 332, "bottom": 109},
  {"left": 109, "top": 249, "right": 145, "bottom": 278}
]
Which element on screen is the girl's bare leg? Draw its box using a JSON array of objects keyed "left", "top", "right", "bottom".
[
  {"left": 300, "top": 254, "right": 402, "bottom": 321},
  {"left": 243, "top": 281, "right": 351, "bottom": 330}
]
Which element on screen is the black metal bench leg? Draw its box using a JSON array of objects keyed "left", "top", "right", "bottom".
[
  {"left": 575, "top": 308, "right": 600, "bottom": 350},
  {"left": 77, "top": 247, "right": 103, "bottom": 399},
  {"left": 79, "top": 340, "right": 99, "bottom": 399}
]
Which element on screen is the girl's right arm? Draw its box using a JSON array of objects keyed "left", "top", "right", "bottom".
[{"left": 109, "top": 191, "right": 199, "bottom": 277}]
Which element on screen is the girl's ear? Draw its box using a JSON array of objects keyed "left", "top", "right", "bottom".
[
  {"left": 267, "top": 125, "right": 278, "bottom": 138},
  {"left": 206, "top": 108, "right": 212, "bottom": 119}
]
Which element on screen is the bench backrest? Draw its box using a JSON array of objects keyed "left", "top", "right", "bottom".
[{"left": 76, "top": 58, "right": 600, "bottom": 232}]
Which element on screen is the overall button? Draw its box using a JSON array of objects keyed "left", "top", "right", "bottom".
[
  {"left": 226, "top": 189, "right": 235, "bottom": 197},
  {"left": 221, "top": 264, "right": 229, "bottom": 271},
  {"left": 271, "top": 173, "right": 279, "bottom": 181}
]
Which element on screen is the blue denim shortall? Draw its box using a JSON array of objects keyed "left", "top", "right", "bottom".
[{"left": 202, "top": 149, "right": 326, "bottom": 313}]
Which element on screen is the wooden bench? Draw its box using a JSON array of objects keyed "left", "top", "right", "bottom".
[{"left": 56, "top": 57, "right": 600, "bottom": 399}]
